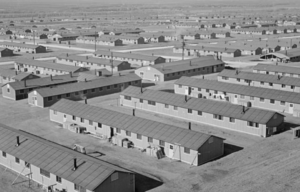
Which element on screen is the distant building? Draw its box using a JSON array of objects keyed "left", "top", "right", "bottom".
[
  {"left": 0, "top": 42, "right": 46, "bottom": 54},
  {"left": 135, "top": 56, "right": 224, "bottom": 82},
  {"left": 253, "top": 63, "right": 300, "bottom": 78},
  {"left": 0, "top": 68, "right": 39, "bottom": 84},
  {"left": 0, "top": 48, "right": 13, "bottom": 57},
  {"left": 260, "top": 48, "right": 300, "bottom": 62}
]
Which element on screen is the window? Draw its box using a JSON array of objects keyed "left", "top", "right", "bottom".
[
  {"left": 99, "top": 87, "right": 103, "bottom": 91},
  {"left": 148, "top": 101, "right": 156, "bottom": 106},
  {"left": 178, "top": 84, "right": 182, "bottom": 88},
  {"left": 74, "top": 184, "right": 80, "bottom": 191},
  {"left": 83, "top": 90, "right": 87, "bottom": 94},
  {"left": 229, "top": 117, "right": 235, "bottom": 123},
  {"left": 137, "top": 134, "right": 142, "bottom": 140},
  {"left": 72, "top": 115, "right": 76, "bottom": 120},
  {"left": 15, "top": 157, "right": 20, "bottom": 164},
  {"left": 240, "top": 95, "right": 245, "bottom": 99},
  {"left": 269, "top": 83, "right": 273, "bottom": 86},
  {"left": 237, "top": 78, "right": 240, "bottom": 82},
  {"left": 91, "top": 88, "right": 95, "bottom": 92},
  {"left": 270, "top": 99, "right": 275, "bottom": 104},
  {"left": 198, "top": 88, "right": 201, "bottom": 91},
  {"left": 184, "top": 147, "right": 190, "bottom": 154},
  {"left": 174, "top": 106, "right": 178, "bottom": 110},
  {"left": 280, "top": 101, "right": 285, "bottom": 105},
  {"left": 7, "top": 88, "right": 10, "bottom": 93},
  {"left": 208, "top": 137, "right": 214, "bottom": 144},
  {"left": 111, "top": 172, "right": 119, "bottom": 181},
  {"left": 282, "top": 84, "right": 286, "bottom": 88},
  {"left": 66, "top": 93, "right": 70, "bottom": 97},
  {"left": 250, "top": 96, "right": 254, "bottom": 100},
  {"left": 40, "top": 169, "right": 50, "bottom": 178},
  {"left": 188, "top": 109, "right": 192, "bottom": 114},
  {"left": 126, "top": 131, "right": 131, "bottom": 137},
  {"left": 222, "top": 76, "right": 228, "bottom": 80},
  {"left": 124, "top": 96, "right": 131, "bottom": 100},
  {"left": 213, "top": 114, "right": 223, "bottom": 120},
  {"left": 198, "top": 111, "right": 202, "bottom": 116},
  {"left": 2, "top": 151, "right": 6, "bottom": 157},
  {"left": 80, "top": 118, "right": 84, "bottom": 123},
  {"left": 214, "top": 90, "right": 218, "bottom": 94},
  {"left": 260, "top": 81, "right": 264, "bottom": 85},
  {"left": 114, "top": 84, "right": 118, "bottom": 88},
  {"left": 48, "top": 96, "right": 53, "bottom": 101},
  {"left": 89, "top": 120, "right": 93, "bottom": 125},
  {"left": 247, "top": 121, "right": 254, "bottom": 127},
  {"left": 148, "top": 137, "right": 153, "bottom": 143},
  {"left": 107, "top": 85, "right": 111, "bottom": 90},
  {"left": 75, "top": 92, "right": 79, "bottom": 95},
  {"left": 255, "top": 123, "right": 259, "bottom": 128},
  {"left": 57, "top": 95, "right": 62, "bottom": 99},
  {"left": 159, "top": 140, "right": 165, "bottom": 146},
  {"left": 56, "top": 176, "right": 62, "bottom": 183},
  {"left": 206, "top": 89, "right": 209, "bottom": 93},
  {"left": 260, "top": 98, "right": 264, "bottom": 102},
  {"left": 291, "top": 85, "right": 295, "bottom": 89},
  {"left": 20, "top": 89, "right": 24, "bottom": 94},
  {"left": 25, "top": 162, "right": 30, "bottom": 168},
  {"left": 116, "top": 128, "right": 121, "bottom": 133},
  {"left": 165, "top": 104, "right": 169, "bottom": 108}
]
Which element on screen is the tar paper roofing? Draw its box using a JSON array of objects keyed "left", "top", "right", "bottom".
[
  {"left": 121, "top": 86, "right": 280, "bottom": 124},
  {"left": 0, "top": 68, "right": 38, "bottom": 80},
  {"left": 0, "top": 123, "right": 130, "bottom": 191},
  {"left": 175, "top": 45, "right": 240, "bottom": 53},
  {"left": 0, "top": 42, "right": 44, "bottom": 49},
  {"left": 94, "top": 50, "right": 164, "bottom": 61},
  {"left": 175, "top": 76, "right": 300, "bottom": 104},
  {"left": 151, "top": 56, "right": 224, "bottom": 74},
  {"left": 50, "top": 99, "right": 215, "bottom": 150},
  {"left": 219, "top": 69, "right": 300, "bottom": 87},
  {"left": 5, "top": 74, "right": 78, "bottom": 90},
  {"left": 15, "top": 59, "right": 86, "bottom": 72},
  {"left": 277, "top": 48, "right": 300, "bottom": 57},
  {"left": 253, "top": 64, "right": 300, "bottom": 75},
  {"left": 57, "top": 55, "right": 125, "bottom": 66},
  {"left": 35, "top": 73, "right": 140, "bottom": 97}
]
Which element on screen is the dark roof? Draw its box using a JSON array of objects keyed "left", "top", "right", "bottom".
[
  {"left": 0, "top": 123, "right": 130, "bottom": 191},
  {"left": 94, "top": 50, "right": 164, "bottom": 61},
  {"left": 277, "top": 48, "right": 300, "bottom": 57},
  {"left": 0, "top": 68, "right": 38, "bottom": 80},
  {"left": 5, "top": 74, "right": 78, "bottom": 90},
  {"left": 16, "top": 59, "right": 87, "bottom": 72},
  {"left": 0, "top": 42, "right": 44, "bottom": 49},
  {"left": 57, "top": 55, "right": 125, "bottom": 66},
  {"left": 50, "top": 99, "right": 214, "bottom": 150},
  {"left": 150, "top": 56, "right": 224, "bottom": 74},
  {"left": 35, "top": 73, "right": 141, "bottom": 97},
  {"left": 175, "top": 76, "right": 300, "bottom": 104},
  {"left": 219, "top": 69, "right": 300, "bottom": 87},
  {"left": 253, "top": 64, "right": 300, "bottom": 75},
  {"left": 175, "top": 45, "right": 240, "bottom": 53},
  {"left": 0, "top": 47, "right": 13, "bottom": 52},
  {"left": 121, "top": 86, "right": 280, "bottom": 124}
]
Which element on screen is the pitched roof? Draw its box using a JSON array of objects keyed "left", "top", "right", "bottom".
[
  {"left": 0, "top": 123, "right": 130, "bottom": 191},
  {"left": 219, "top": 69, "right": 300, "bottom": 87},
  {"left": 50, "top": 99, "right": 214, "bottom": 150},
  {"left": 175, "top": 45, "right": 240, "bottom": 53},
  {"left": 121, "top": 86, "right": 279, "bottom": 124},
  {"left": 0, "top": 68, "right": 38, "bottom": 80},
  {"left": 0, "top": 42, "right": 44, "bottom": 49},
  {"left": 277, "top": 48, "right": 300, "bottom": 57},
  {"left": 94, "top": 50, "right": 164, "bottom": 61},
  {"left": 57, "top": 55, "right": 125, "bottom": 66},
  {"left": 35, "top": 73, "right": 140, "bottom": 97},
  {"left": 16, "top": 59, "right": 87, "bottom": 72},
  {"left": 253, "top": 64, "right": 300, "bottom": 75},
  {"left": 175, "top": 76, "right": 300, "bottom": 104},
  {"left": 150, "top": 56, "right": 224, "bottom": 74},
  {"left": 5, "top": 74, "right": 78, "bottom": 90}
]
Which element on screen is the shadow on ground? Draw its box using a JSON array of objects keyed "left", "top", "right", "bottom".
[{"left": 135, "top": 173, "right": 163, "bottom": 192}]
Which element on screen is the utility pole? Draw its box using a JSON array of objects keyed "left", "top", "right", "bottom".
[
  {"left": 33, "top": 30, "right": 35, "bottom": 45},
  {"left": 94, "top": 31, "right": 97, "bottom": 51},
  {"left": 182, "top": 40, "right": 185, "bottom": 60},
  {"left": 110, "top": 52, "right": 114, "bottom": 75}
]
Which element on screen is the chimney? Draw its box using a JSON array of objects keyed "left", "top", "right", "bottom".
[
  {"left": 84, "top": 78, "right": 87, "bottom": 82},
  {"left": 242, "top": 105, "right": 245, "bottom": 114},
  {"left": 16, "top": 136, "right": 20, "bottom": 147},
  {"left": 72, "top": 158, "right": 77, "bottom": 171},
  {"left": 50, "top": 75, "right": 53, "bottom": 81},
  {"left": 235, "top": 70, "right": 239, "bottom": 75},
  {"left": 53, "top": 60, "right": 55, "bottom": 63},
  {"left": 70, "top": 72, "right": 72, "bottom": 77},
  {"left": 86, "top": 56, "right": 88, "bottom": 60},
  {"left": 133, "top": 109, "right": 135, "bottom": 116},
  {"left": 24, "top": 79, "right": 27, "bottom": 87},
  {"left": 278, "top": 75, "right": 281, "bottom": 80},
  {"left": 189, "top": 61, "right": 192, "bottom": 66},
  {"left": 119, "top": 73, "right": 121, "bottom": 76},
  {"left": 84, "top": 99, "right": 87, "bottom": 104},
  {"left": 67, "top": 53, "right": 69, "bottom": 57},
  {"left": 15, "top": 71, "right": 17, "bottom": 75},
  {"left": 185, "top": 95, "right": 188, "bottom": 102},
  {"left": 188, "top": 122, "right": 191, "bottom": 130},
  {"left": 140, "top": 84, "right": 143, "bottom": 93}
]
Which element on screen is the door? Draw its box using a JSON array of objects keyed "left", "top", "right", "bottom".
[
  {"left": 154, "top": 75, "right": 160, "bottom": 82},
  {"left": 213, "top": 66, "right": 217, "bottom": 73},
  {"left": 289, "top": 103, "right": 294, "bottom": 114},
  {"left": 32, "top": 96, "right": 37, "bottom": 106},
  {"left": 169, "top": 145, "right": 174, "bottom": 158},
  {"left": 233, "top": 95, "right": 238, "bottom": 104},
  {"left": 63, "top": 115, "right": 67, "bottom": 122},
  {"left": 110, "top": 127, "right": 114, "bottom": 138}
]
